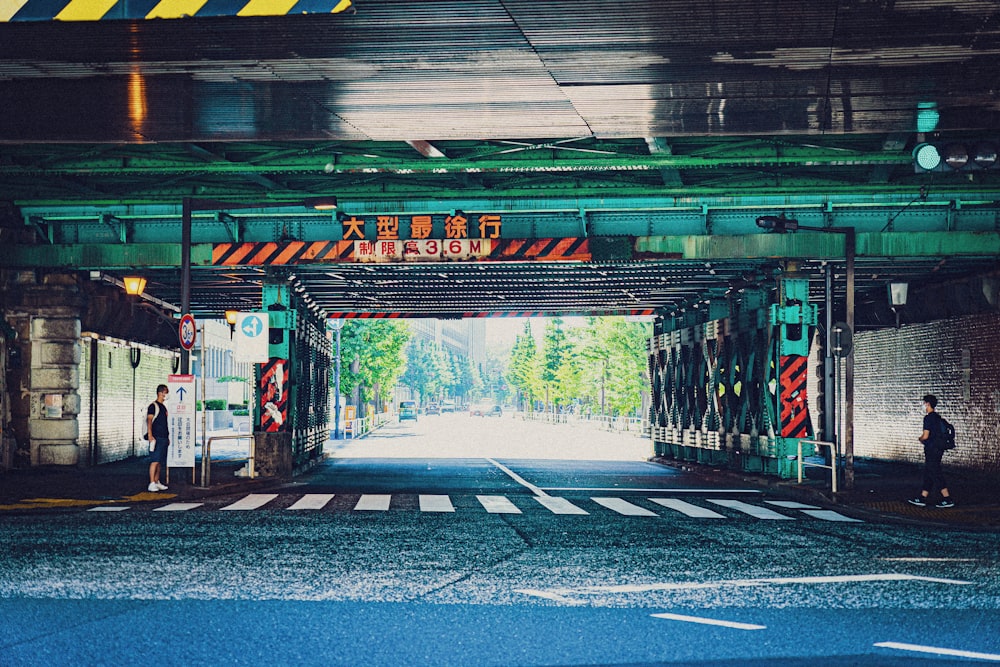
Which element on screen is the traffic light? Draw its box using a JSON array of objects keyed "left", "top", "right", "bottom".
[{"left": 913, "top": 140, "right": 998, "bottom": 173}]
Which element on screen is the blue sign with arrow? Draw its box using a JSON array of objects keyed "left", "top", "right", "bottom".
[{"left": 242, "top": 315, "right": 264, "bottom": 338}]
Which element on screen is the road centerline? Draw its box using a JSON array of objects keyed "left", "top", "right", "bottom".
[{"left": 486, "top": 458, "right": 548, "bottom": 497}]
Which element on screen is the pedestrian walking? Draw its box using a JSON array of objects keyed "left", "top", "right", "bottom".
[
  {"left": 146, "top": 384, "right": 170, "bottom": 492},
  {"left": 907, "top": 394, "right": 954, "bottom": 508}
]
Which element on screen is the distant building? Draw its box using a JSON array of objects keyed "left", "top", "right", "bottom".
[{"left": 410, "top": 318, "right": 485, "bottom": 365}]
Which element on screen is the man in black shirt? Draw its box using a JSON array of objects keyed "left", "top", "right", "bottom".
[
  {"left": 146, "top": 384, "right": 170, "bottom": 493},
  {"left": 907, "top": 394, "right": 954, "bottom": 508}
]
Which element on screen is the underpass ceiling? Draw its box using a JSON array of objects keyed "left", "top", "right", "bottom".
[{"left": 2, "top": 0, "right": 1000, "bottom": 322}]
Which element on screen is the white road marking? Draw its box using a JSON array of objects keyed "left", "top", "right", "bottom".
[
  {"left": 875, "top": 641, "right": 1000, "bottom": 662},
  {"left": 649, "top": 498, "right": 727, "bottom": 519},
  {"left": 476, "top": 495, "right": 522, "bottom": 514},
  {"left": 486, "top": 458, "right": 547, "bottom": 497},
  {"left": 419, "top": 495, "right": 455, "bottom": 512},
  {"left": 591, "top": 497, "right": 658, "bottom": 516},
  {"left": 516, "top": 573, "right": 971, "bottom": 602},
  {"left": 354, "top": 494, "right": 391, "bottom": 511},
  {"left": 651, "top": 612, "right": 766, "bottom": 631},
  {"left": 706, "top": 499, "right": 795, "bottom": 520},
  {"left": 881, "top": 557, "right": 979, "bottom": 562},
  {"left": 220, "top": 494, "right": 278, "bottom": 511},
  {"left": 765, "top": 500, "right": 820, "bottom": 509},
  {"left": 87, "top": 506, "right": 130, "bottom": 512},
  {"left": 286, "top": 494, "right": 334, "bottom": 511},
  {"left": 543, "top": 487, "right": 761, "bottom": 494},
  {"left": 534, "top": 496, "right": 589, "bottom": 515},
  {"left": 153, "top": 503, "right": 203, "bottom": 512},
  {"left": 801, "top": 509, "right": 863, "bottom": 522}
]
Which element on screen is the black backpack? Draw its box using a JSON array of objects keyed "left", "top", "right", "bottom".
[{"left": 937, "top": 415, "right": 956, "bottom": 450}]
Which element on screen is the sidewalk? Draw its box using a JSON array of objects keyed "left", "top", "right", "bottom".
[
  {"left": 652, "top": 456, "right": 1000, "bottom": 530},
  {"left": 1, "top": 446, "right": 997, "bottom": 528}
]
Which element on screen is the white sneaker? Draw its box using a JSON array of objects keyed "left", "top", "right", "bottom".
[
  {"left": 147, "top": 482, "right": 159, "bottom": 492},
  {"left": 155, "top": 482, "right": 168, "bottom": 491}
]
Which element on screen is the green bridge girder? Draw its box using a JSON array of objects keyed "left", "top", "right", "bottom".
[{"left": 6, "top": 232, "right": 999, "bottom": 270}]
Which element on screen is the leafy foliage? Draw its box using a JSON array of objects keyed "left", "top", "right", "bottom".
[
  {"left": 515, "top": 317, "right": 651, "bottom": 416},
  {"left": 335, "top": 319, "right": 411, "bottom": 408}
]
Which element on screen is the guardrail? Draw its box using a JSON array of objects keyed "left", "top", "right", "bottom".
[
  {"left": 197, "top": 434, "right": 254, "bottom": 488},
  {"left": 344, "top": 412, "right": 393, "bottom": 439},
  {"left": 518, "top": 411, "right": 649, "bottom": 437},
  {"left": 797, "top": 439, "right": 838, "bottom": 493}
]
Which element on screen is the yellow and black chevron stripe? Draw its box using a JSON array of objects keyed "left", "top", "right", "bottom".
[{"left": 1, "top": 0, "right": 350, "bottom": 22}]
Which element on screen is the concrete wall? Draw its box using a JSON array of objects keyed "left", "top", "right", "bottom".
[
  {"left": 78, "top": 337, "right": 177, "bottom": 465},
  {"left": 852, "top": 312, "right": 1000, "bottom": 472}
]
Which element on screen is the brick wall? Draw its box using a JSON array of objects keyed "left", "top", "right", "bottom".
[
  {"left": 852, "top": 312, "right": 1000, "bottom": 472},
  {"left": 78, "top": 337, "right": 177, "bottom": 464}
]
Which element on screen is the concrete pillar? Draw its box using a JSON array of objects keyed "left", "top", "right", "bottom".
[
  {"left": 254, "top": 432, "right": 292, "bottom": 477},
  {"left": 4, "top": 271, "right": 83, "bottom": 466}
]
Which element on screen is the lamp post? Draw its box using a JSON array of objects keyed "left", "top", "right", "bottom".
[
  {"left": 179, "top": 196, "right": 337, "bottom": 373},
  {"left": 755, "top": 215, "right": 856, "bottom": 490}
]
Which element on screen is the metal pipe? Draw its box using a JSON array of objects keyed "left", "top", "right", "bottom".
[
  {"left": 200, "top": 326, "right": 206, "bottom": 486},
  {"left": 180, "top": 197, "right": 192, "bottom": 374},
  {"left": 334, "top": 321, "right": 342, "bottom": 439},
  {"left": 844, "top": 228, "right": 856, "bottom": 490},
  {"left": 823, "top": 264, "right": 836, "bottom": 449}
]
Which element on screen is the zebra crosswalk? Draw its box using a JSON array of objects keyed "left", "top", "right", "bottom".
[{"left": 87, "top": 493, "right": 863, "bottom": 522}]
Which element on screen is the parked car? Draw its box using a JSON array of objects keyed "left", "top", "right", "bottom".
[
  {"left": 440, "top": 400, "right": 456, "bottom": 413},
  {"left": 426, "top": 402, "right": 440, "bottom": 415},
  {"left": 398, "top": 400, "right": 418, "bottom": 421}
]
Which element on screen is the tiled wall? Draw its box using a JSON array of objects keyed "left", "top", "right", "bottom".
[
  {"left": 78, "top": 337, "right": 176, "bottom": 464},
  {"left": 852, "top": 312, "right": 1000, "bottom": 472}
]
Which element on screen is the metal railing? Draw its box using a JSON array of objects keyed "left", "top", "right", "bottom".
[
  {"left": 518, "top": 411, "right": 649, "bottom": 437},
  {"left": 197, "top": 434, "right": 254, "bottom": 488},
  {"left": 343, "top": 412, "right": 393, "bottom": 439},
  {"left": 797, "top": 438, "right": 838, "bottom": 494}
]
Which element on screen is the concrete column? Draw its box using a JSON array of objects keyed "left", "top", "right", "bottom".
[{"left": 5, "top": 271, "right": 83, "bottom": 466}]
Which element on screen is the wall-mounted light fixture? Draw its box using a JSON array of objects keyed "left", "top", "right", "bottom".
[
  {"left": 225, "top": 309, "right": 239, "bottom": 339},
  {"left": 888, "top": 281, "right": 909, "bottom": 329},
  {"left": 888, "top": 282, "right": 909, "bottom": 307},
  {"left": 122, "top": 276, "right": 147, "bottom": 296}
]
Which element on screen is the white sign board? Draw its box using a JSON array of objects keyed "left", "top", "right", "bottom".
[
  {"left": 234, "top": 312, "right": 270, "bottom": 363},
  {"left": 167, "top": 374, "right": 196, "bottom": 468},
  {"left": 354, "top": 239, "right": 492, "bottom": 263}
]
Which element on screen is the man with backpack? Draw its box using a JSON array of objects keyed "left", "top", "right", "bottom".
[
  {"left": 146, "top": 384, "right": 170, "bottom": 493},
  {"left": 907, "top": 394, "right": 955, "bottom": 508}
]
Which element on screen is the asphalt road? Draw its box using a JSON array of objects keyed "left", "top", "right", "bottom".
[{"left": 2, "top": 415, "right": 999, "bottom": 666}]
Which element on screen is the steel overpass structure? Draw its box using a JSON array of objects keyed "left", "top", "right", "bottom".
[{"left": 2, "top": 1, "right": 999, "bottom": 477}]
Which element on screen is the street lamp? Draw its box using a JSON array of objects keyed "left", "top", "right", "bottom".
[
  {"left": 180, "top": 196, "right": 338, "bottom": 372},
  {"left": 755, "top": 215, "right": 857, "bottom": 490}
]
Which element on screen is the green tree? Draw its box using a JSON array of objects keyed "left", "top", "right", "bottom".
[
  {"left": 540, "top": 317, "right": 571, "bottom": 407},
  {"left": 506, "top": 321, "right": 541, "bottom": 409},
  {"left": 338, "top": 320, "right": 411, "bottom": 409},
  {"left": 449, "top": 352, "right": 481, "bottom": 402},
  {"left": 401, "top": 339, "right": 451, "bottom": 403}
]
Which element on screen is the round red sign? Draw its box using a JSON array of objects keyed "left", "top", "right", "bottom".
[{"left": 178, "top": 313, "right": 197, "bottom": 351}]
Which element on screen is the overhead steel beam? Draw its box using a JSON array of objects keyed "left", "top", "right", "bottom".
[{"left": 7, "top": 232, "right": 999, "bottom": 269}]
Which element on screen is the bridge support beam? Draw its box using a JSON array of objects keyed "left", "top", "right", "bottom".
[
  {"left": 2, "top": 270, "right": 83, "bottom": 467},
  {"left": 252, "top": 278, "right": 331, "bottom": 477}
]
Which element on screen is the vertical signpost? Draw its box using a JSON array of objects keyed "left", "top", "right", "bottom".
[{"left": 167, "top": 374, "right": 196, "bottom": 472}]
